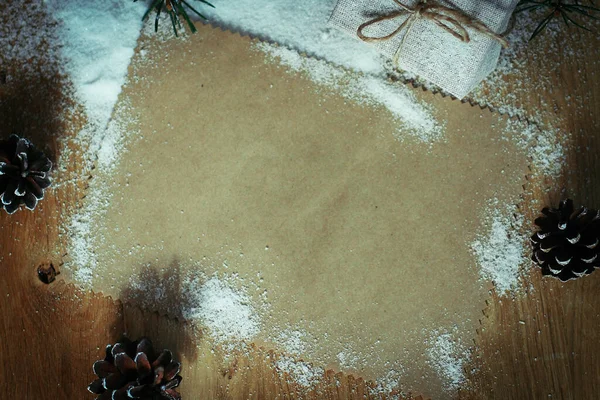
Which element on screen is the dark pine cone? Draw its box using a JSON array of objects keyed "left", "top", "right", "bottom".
[
  {"left": 88, "top": 337, "right": 183, "bottom": 400},
  {"left": 0, "top": 134, "right": 52, "bottom": 214},
  {"left": 531, "top": 199, "right": 600, "bottom": 281}
]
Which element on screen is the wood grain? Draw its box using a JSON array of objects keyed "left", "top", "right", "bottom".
[
  {"left": 122, "top": 305, "right": 411, "bottom": 400},
  {"left": 460, "top": 24, "right": 600, "bottom": 400},
  {"left": 0, "top": 191, "right": 124, "bottom": 399}
]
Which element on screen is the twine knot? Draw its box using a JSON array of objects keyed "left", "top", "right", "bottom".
[{"left": 357, "top": 0, "right": 509, "bottom": 66}]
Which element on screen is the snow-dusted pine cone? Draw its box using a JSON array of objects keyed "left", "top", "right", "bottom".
[
  {"left": 88, "top": 337, "right": 183, "bottom": 400},
  {"left": 0, "top": 134, "right": 52, "bottom": 214},
  {"left": 531, "top": 199, "right": 600, "bottom": 281}
]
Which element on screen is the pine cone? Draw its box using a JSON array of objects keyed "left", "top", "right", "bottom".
[
  {"left": 0, "top": 134, "right": 52, "bottom": 214},
  {"left": 531, "top": 199, "right": 600, "bottom": 281},
  {"left": 88, "top": 337, "right": 183, "bottom": 400}
]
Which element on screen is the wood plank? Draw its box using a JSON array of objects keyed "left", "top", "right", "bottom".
[
  {"left": 1, "top": 6, "right": 600, "bottom": 400},
  {"left": 121, "top": 304, "right": 414, "bottom": 399},
  {"left": 460, "top": 24, "right": 600, "bottom": 400},
  {"left": 0, "top": 192, "right": 124, "bottom": 399},
  {"left": 0, "top": 29, "right": 125, "bottom": 397}
]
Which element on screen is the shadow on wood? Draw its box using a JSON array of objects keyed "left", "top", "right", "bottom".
[
  {"left": 120, "top": 259, "right": 201, "bottom": 363},
  {"left": 0, "top": 68, "right": 72, "bottom": 163}
]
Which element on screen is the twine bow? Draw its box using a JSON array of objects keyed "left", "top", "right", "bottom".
[{"left": 357, "top": 0, "right": 509, "bottom": 66}]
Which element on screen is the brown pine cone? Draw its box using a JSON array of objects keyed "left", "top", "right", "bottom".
[
  {"left": 88, "top": 337, "right": 182, "bottom": 400},
  {"left": 0, "top": 134, "right": 52, "bottom": 214},
  {"left": 531, "top": 199, "right": 600, "bottom": 281}
]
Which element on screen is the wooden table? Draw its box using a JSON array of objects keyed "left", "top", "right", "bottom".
[{"left": 1, "top": 11, "right": 599, "bottom": 400}]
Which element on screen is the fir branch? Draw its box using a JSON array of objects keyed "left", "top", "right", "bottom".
[
  {"left": 515, "top": 0, "right": 600, "bottom": 40},
  {"left": 136, "top": 0, "right": 216, "bottom": 37}
]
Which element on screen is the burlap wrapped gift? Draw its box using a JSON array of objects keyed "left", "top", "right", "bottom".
[{"left": 328, "top": 0, "right": 518, "bottom": 99}]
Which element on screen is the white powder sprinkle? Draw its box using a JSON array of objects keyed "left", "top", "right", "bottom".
[
  {"left": 256, "top": 43, "right": 442, "bottom": 142},
  {"left": 471, "top": 12, "right": 592, "bottom": 116},
  {"left": 274, "top": 355, "right": 324, "bottom": 388},
  {"left": 471, "top": 207, "right": 527, "bottom": 295},
  {"left": 183, "top": 276, "right": 260, "bottom": 343},
  {"left": 274, "top": 329, "right": 307, "bottom": 355},
  {"left": 164, "top": 0, "right": 445, "bottom": 142},
  {"left": 51, "top": 1, "right": 148, "bottom": 283},
  {"left": 336, "top": 350, "right": 360, "bottom": 369},
  {"left": 66, "top": 101, "right": 139, "bottom": 285},
  {"left": 202, "top": 0, "right": 385, "bottom": 75},
  {"left": 368, "top": 369, "right": 402, "bottom": 398},
  {"left": 67, "top": 188, "right": 103, "bottom": 286},
  {"left": 504, "top": 119, "right": 565, "bottom": 179},
  {"left": 141, "top": 12, "right": 188, "bottom": 41},
  {"left": 426, "top": 331, "right": 468, "bottom": 392},
  {"left": 46, "top": 0, "right": 146, "bottom": 131},
  {"left": 0, "top": 2, "right": 60, "bottom": 75},
  {"left": 195, "top": 0, "right": 554, "bottom": 123}
]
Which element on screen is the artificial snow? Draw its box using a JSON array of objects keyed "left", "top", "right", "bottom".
[
  {"left": 46, "top": 0, "right": 145, "bottom": 128},
  {"left": 183, "top": 276, "right": 260, "bottom": 343},
  {"left": 48, "top": 0, "right": 148, "bottom": 285},
  {"left": 505, "top": 119, "right": 565, "bottom": 178},
  {"left": 426, "top": 331, "right": 468, "bottom": 392},
  {"left": 45, "top": 0, "right": 146, "bottom": 169},
  {"left": 471, "top": 207, "right": 527, "bottom": 295},
  {"left": 368, "top": 369, "right": 403, "bottom": 398},
  {"left": 202, "top": 0, "right": 385, "bottom": 75},
  {"left": 336, "top": 350, "right": 360, "bottom": 369},
  {"left": 256, "top": 43, "right": 442, "bottom": 142},
  {"left": 0, "top": 2, "right": 60, "bottom": 75},
  {"left": 201, "top": 1, "right": 442, "bottom": 142},
  {"left": 275, "top": 355, "right": 324, "bottom": 388},
  {"left": 274, "top": 329, "right": 307, "bottom": 355},
  {"left": 64, "top": 98, "right": 140, "bottom": 287},
  {"left": 124, "top": 268, "right": 262, "bottom": 344}
]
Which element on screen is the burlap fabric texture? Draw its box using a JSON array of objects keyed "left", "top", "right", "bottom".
[{"left": 328, "top": 0, "right": 518, "bottom": 99}]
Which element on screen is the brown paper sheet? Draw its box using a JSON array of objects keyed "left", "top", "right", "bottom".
[{"left": 66, "top": 26, "right": 529, "bottom": 398}]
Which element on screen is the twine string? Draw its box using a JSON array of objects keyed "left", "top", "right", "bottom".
[{"left": 357, "top": 0, "right": 509, "bottom": 66}]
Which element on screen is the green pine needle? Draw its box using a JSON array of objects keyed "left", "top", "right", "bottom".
[
  {"left": 181, "top": 0, "right": 210, "bottom": 20},
  {"left": 136, "top": 0, "right": 215, "bottom": 36},
  {"left": 175, "top": 2, "right": 197, "bottom": 33},
  {"left": 168, "top": 10, "right": 179, "bottom": 37},
  {"left": 515, "top": 0, "right": 600, "bottom": 41}
]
